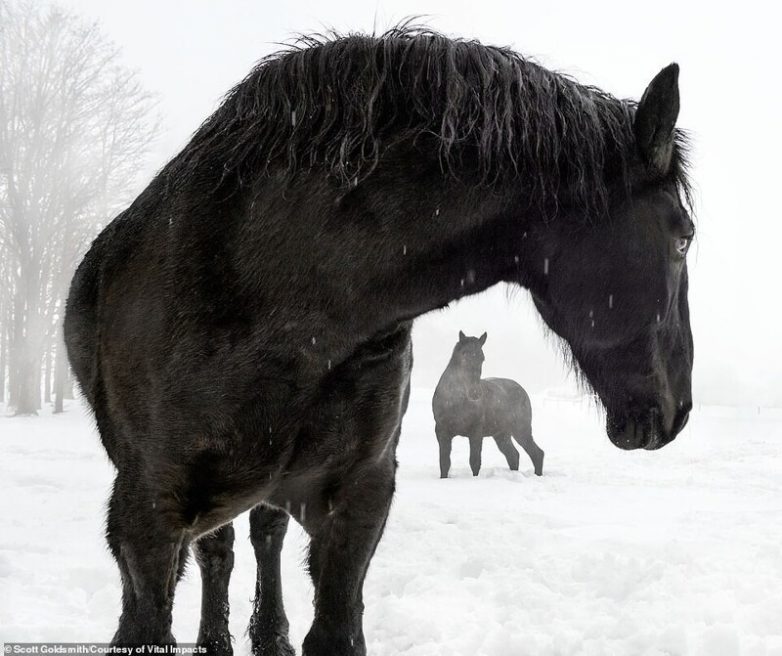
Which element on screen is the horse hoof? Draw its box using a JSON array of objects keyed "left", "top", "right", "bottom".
[
  {"left": 251, "top": 635, "right": 296, "bottom": 656},
  {"left": 198, "top": 636, "right": 233, "bottom": 656}
]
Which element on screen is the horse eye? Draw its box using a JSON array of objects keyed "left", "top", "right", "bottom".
[{"left": 674, "top": 235, "right": 691, "bottom": 257}]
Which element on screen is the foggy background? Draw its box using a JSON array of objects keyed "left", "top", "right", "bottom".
[
  {"left": 2, "top": 0, "right": 780, "bottom": 412},
  {"left": 3, "top": 6, "right": 780, "bottom": 648}
]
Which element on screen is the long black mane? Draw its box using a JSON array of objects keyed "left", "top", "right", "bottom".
[{"left": 176, "top": 24, "right": 691, "bottom": 216}]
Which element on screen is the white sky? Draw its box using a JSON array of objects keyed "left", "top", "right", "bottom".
[{"left": 57, "top": 0, "right": 782, "bottom": 406}]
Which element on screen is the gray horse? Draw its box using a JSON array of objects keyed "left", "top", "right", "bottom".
[{"left": 432, "top": 332, "right": 544, "bottom": 478}]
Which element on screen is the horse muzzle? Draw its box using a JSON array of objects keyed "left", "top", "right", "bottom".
[{"left": 606, "top": 404, "right": 690, "bottom": 451}]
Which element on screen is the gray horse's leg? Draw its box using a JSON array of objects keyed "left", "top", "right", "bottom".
[
  {"left": 435, "top": 424, "right": 453, "bottom": 478},
  {"left": 493, "top": 434, "right": 520, "bottom": 471},
  {"left": 468, "top": 437, "right": 483, "bottom": 476},
  {"left": 194, "top": 524, "right": 235, "bottom": 656},
  {"left": 512, "top": 426, "right": 544, "bottom": 476},
  {"left": 248, "top": 504, "right": 295, "bottom": 656}
]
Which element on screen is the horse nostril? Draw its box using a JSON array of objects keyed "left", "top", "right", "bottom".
[{"left": 607, "top": 418, "right": 646, "bottom": 450}]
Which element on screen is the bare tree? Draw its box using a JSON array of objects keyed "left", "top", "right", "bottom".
[{"left": 0, "top": 0, "right": 158, "bottom": 414}]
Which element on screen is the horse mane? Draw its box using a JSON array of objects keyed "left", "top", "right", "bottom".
[{"left": 176, "top": 23, "right": 692, "bottom": 217}]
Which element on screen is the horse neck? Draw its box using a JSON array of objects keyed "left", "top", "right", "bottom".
[
  {"left": 443, "top": 357, "right": 482, "bottom": 388},
  {"left": 369, "top": 179, "right": 546, "bottom": 323},
  {"left": 238, "top": 172, "right": 550, "bottom": 365}
]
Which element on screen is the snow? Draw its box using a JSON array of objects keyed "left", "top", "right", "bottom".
[{"left": 1, "top": 393, "right": 781, "bottom": 655}]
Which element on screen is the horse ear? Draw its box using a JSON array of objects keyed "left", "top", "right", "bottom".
[
  {"left": 478, "top": 332, "right": 487, "bottom": 346},
  {"left": 634, "top": 63, "right": 680, "bottom": 175},
  {"left": 458, "top": 330, "right": 466, "bottom": 342}
]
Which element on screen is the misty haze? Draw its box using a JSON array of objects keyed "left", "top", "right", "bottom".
[{"left": 1, "top": 1, "right": 780, "bottom": 655}]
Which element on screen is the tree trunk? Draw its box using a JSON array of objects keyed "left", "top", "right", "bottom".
[
  {"left": 44, "top": 345, "right": 52, "bottom": 404},
  {"left": 10, "top": 306, "right": 44, "bottom": 415},
  {"left": 0, "top": 319, "right": 6, "bottom": 405},
  {"left": 34, "top": 352, "right": 42, "bottom": 411},
  {"left": 54, "top": 336, "right": 67, "bottom": 414},
  {"left": 64, "top": 368, "right": 74, "bottom": 400},
  {"left": 13, "top": 355, "right": 40, "bottom": 415}
]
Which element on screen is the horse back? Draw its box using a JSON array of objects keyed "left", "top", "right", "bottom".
[
  {"left": 482, "top": 377, "right": 529, "bottom": 399},
  {"left": 482, "top": 377, "right": 532, "bottom": 417}
]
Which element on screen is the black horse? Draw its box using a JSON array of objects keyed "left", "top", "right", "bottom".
[
  {"left": 433, "top": 331, "right": 543, "bottom": 478},
  {"left": 64, "top": 26, "right": 695, "bottom": 656}
]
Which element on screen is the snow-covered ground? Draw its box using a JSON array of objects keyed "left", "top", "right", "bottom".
[{"left": 1, "top": 392, "right": 781, "bottom": 655}]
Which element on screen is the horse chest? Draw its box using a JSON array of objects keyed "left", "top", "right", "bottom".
[{"left": 435, "top": 394, "right": 484, "bottom": 432}]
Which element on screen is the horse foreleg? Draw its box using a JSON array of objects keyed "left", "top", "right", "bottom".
[
  {"left": 512, "top": 427, "right": 545, "bottom": 476},
  {"left": 302, "top": 460, "right": 395, "bottom": 656},
  {"left": 435, "top": 425, "right": 453, "bottom": 478},
  {"left": 468, "top": 437, "right": 483, "bottom": 476},
  {"left": 194, "top": 523, "right": 235, "bottom": 656},
  {"left": 493, "top": 433, "right": 520, "bottom": 471},
  {"left": 107, "top": 473, "right": 185, "bottom": 646},
  {"left": 248, "top": 504, "right": 295, "bottom": 656}
]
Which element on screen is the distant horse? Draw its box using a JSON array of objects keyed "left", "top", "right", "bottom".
[
  {"left": 64, "top": 25, "right": 695, "bottom": 656},
  {"left": 433, "top": 331, "right": 543, "bottom": 478}
]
